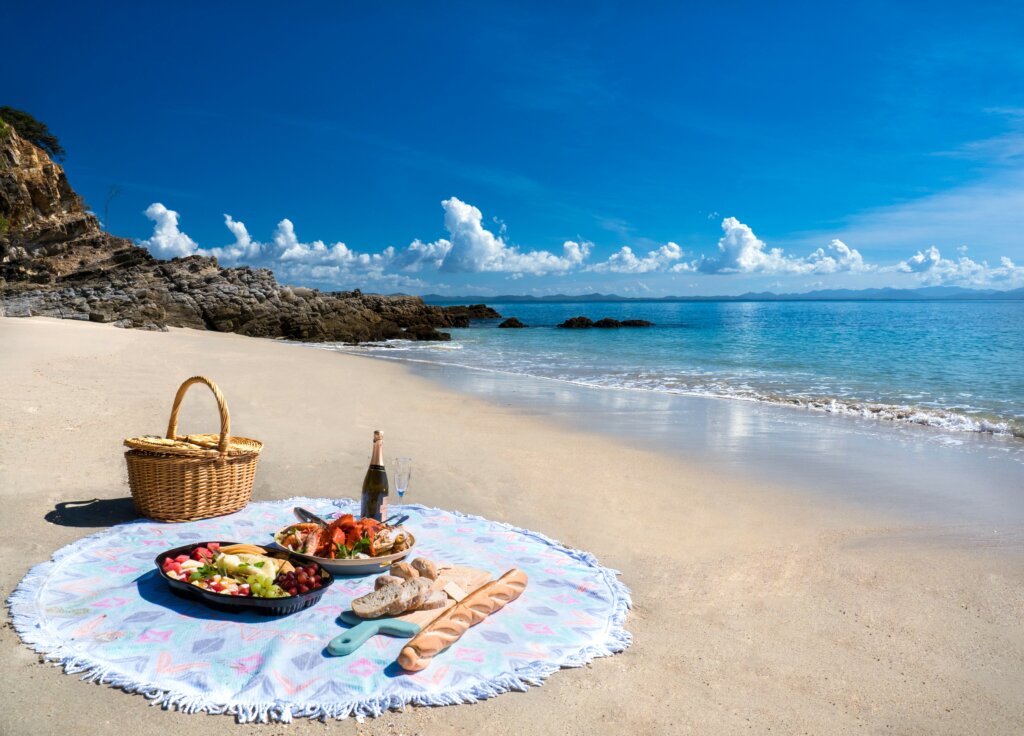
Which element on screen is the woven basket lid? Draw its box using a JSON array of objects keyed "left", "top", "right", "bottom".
[
  {"left": 123, "top": 376, "right": 263, "bottom": 459},
  {"left": 124, "top": 433, "right": 263, "bottom": 458}
]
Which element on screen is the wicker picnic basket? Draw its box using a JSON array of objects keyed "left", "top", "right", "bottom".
[{"left": 124, "top": 376, "right": 263, "bottom": 522}]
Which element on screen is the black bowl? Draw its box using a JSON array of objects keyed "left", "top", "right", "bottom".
[{"left": 154, "top": 541, "right": 334, "bottom": 616}]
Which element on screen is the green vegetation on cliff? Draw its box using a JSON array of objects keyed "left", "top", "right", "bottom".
[{"left": 0, "top": 107, "right": 65, "bottom": 160}]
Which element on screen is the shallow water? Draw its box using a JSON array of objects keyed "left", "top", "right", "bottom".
[
  {"left": 395, "top": 360, "right": 1024, "bottom": 533},
  {"left": 408, "top": 300, "right": 1024, "bottom": 438},
  {"left": 304, "top": 298, "right": 1024, "bottom": 533}
]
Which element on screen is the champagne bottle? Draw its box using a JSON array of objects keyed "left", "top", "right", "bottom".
[{"left": 360, "top": 430, "right": 389, "bottom": 521}]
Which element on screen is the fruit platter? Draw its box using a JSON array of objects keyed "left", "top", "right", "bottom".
[
  {"left": 273, "top": 513, "right": 416, "bottom": 575},
  {"left": 155, "top": 541, "right": 334, "bottom": 615}
]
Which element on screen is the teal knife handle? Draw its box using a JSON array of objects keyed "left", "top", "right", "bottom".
[{"left": 328, "top": 621, "right": 380, "bottom": 656}]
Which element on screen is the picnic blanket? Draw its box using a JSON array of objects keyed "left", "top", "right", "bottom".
[{"left": 8, "top": 498, "right": 631, "bottom": 723}]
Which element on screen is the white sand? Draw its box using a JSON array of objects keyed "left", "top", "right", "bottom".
[{"left": 2, "top": 317, "right": 1022, "bottom": 736}]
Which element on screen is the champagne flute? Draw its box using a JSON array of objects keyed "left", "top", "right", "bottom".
[{"left": 394, "top": 457, "right": 412, "bottom": 505}]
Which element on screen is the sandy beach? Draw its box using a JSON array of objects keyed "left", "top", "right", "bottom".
[{"left": 2, "top": 317, "right": 1023, "bottom": 736}]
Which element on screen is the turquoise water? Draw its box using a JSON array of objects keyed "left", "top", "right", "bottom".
[{"left": 335, "top": 300, "right": 1024, "bottom": 439}]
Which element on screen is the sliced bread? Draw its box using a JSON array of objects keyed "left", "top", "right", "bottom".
[
  {"left": 418, "top": 590, "right": 448, "bottom": 610},
  {"left": 352, "top": 583, "right": 402, "bottom": 619},
  {"left": 387, "top": 578, "right": 434, "bottom": 616}
]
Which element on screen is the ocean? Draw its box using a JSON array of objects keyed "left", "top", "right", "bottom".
[
  {"left": 306, "top": 299, "right": 1024, "bottom": 526},
  {"left": 344, "top": 300, "right": 1024, "bottom": 439}
]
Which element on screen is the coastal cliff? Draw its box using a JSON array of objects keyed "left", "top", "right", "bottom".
[{"left": 0, "top": 122, "right": 498, "bottom": 341}]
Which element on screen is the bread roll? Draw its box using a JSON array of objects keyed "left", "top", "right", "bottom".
[
  {"left": 410, "top": 558, "right": 438, "bottom": 580},
  {"left": 389, "top": 561, "right": 419, "bottom": 581}
]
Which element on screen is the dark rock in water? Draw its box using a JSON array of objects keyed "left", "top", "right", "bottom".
[
  {"left": 402, "top": 324, "right": 452, "bottom": 341},
  {"left": 557, "top": 315, "right": 654, "bottom": 329},
  {"left": 442, "top": 303, "right": 502, "bottom": 323},
  {"left": 0, "top": 125, "right": 491, "bottom": 343},
  {"left": 498, "top": 317, "right": 526, "bottom": 328},
  {"left": 621, "top": 319, "right": 654, "bottom": 327}
]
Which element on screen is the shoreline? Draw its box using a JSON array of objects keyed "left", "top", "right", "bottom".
[
  {"left": 314, "top": 333, "right": 1024, "bottom": 441},
  {"left": 306, "top": 340, "right": 1024, "bottom": 531},
  {"left": 3, "top": 317, "right": 1023, "bottom": 735}
]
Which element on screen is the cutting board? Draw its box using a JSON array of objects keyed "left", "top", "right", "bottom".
[{"left": 327, "top": 564, "right": 491, "bottom": 656}]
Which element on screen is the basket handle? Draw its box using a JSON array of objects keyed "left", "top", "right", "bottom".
[{"left": 166, "top": 376, "right": 231, "bottom": 456}]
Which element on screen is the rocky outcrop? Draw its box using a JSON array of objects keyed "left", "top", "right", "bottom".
[
  {"left": 498, "top": 317, "right": 526, "bottom": 328},
  {"left": 557, "top": 316, "right": 654, "bottom": 329},
  {"left": 621, "top": 319, "right": 654, "bottom": 327},
  {"left": 557, "top": 316, "right": 594, "bottom": 328},
  {"left": 439, "top": 303, "right": 502, "bottom": 327},
  {"left": 0, "top": 124, "right": 498, "bottom": 342}
]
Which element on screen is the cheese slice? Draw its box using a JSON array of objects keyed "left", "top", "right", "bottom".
[{"left": 442, "top": 581, "right": 468, "bottom": 602}]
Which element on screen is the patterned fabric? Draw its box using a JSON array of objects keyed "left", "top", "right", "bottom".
[{"left": 8, "top": 498, "right": 631, "bottom": 722}]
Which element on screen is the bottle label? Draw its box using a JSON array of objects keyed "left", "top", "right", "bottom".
[{"left": 379, "top": 497, "right": 388, "bottom": 522}]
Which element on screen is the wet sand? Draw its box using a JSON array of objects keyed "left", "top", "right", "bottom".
[{"left": 2, "top": 317, "right": 1023, "bottom": 735}]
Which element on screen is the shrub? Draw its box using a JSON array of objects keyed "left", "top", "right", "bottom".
[{"left": 0, "top": 107, "right": 65, "bottom": 159}]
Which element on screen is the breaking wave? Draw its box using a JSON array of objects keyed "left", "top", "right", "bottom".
[{"left": 308, "top": 340, "right": 1023, "bottom": 440}]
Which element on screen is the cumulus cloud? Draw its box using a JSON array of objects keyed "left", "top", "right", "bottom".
[
  {"left": 203, "top": 215, "right": 261, "bottom": 262},
  {"left": 139, "top": 203, "right": 198, "bottom": 258},
  {"left": 436, "top": 197, "right": 590, "bottom": 275},
  {"left": 805, "top": 239, "right": 870, "bottom": 273},
  {"left": 272, "top": 218, "right": 390, "bottom": 271},
  {"left": 894, "top": 246, "right": 1024, "bottom": 286},
  {"left": 698, "top": 217, "right": 870, "bottom": 275},
  {"left": 589, "top": 242, "right": 688, "bottom": 273},
  {"left": 135, "top": 199, "right": 1023, "bottom": 291},
  {"left": 391, "top": 238, "right": 452, "bottom": 272}
]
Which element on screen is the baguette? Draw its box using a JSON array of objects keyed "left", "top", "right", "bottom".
[{"left": 397, "top": 568, "right": 528, "bottom": 671}]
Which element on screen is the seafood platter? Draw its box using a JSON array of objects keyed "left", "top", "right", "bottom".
[{"left": 273, "top": 512, "right": 416, "bottom": 575}]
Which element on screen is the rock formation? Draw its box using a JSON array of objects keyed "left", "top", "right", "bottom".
[
  {"left": 556, "top": 316, "right": 654, "bottom": 329},
  {"left": 498, "top": 317, "right": 526, "bottom": 328},
  {"left": 0, "top": 122, "right": 499, "bottom": 342}
]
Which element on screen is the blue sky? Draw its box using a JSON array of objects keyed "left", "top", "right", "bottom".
[{"left": 5, "top": 2, "right": 1024, "bottom": 295}]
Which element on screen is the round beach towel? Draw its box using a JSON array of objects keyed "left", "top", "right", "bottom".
[{"left": 8, "top": 498, "right": 631, "bottom": 722}]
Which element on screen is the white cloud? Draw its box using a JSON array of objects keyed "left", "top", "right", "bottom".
[
  {"left": 894, "top": 246, "right": 1024, "bottom": 287},
  {"left": 436, "top": 197, "right": 590, "bottom": 275},
  {"left": 589, "top": 242, "right": 688, "bottom": 273},
  {"left": 136, "top": 198, "right": 1023, "bottom": 293},
  {"left": 698, "top": 217, "right": 871, "bottom": 275},
  {"left": 203, "top": 215, "right": 261, "bottom": 262},
  {"left": 271, "top": 218, "right": 388, "bottom": 270},
  {"left": 805, "top": 239, "right": 870, "bottom": 273},
  {"left": 266, "top": 218, "right": 401, "bottom": 288},
  {"left": 391, "top": 238, "right": 452, "bottom": 272},
  {"left": 138, "top": 203, "right": 198, "bottom": 258}
]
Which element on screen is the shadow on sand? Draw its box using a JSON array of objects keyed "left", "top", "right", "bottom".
[{"left": 45, "top": 497, "right": 139, "bottom": 527}]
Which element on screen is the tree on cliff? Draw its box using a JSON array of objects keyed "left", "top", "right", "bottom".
[{"left": 0, "top": 107, "right": 66, "bottom": 160}]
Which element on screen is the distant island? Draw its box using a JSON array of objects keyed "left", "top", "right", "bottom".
[{"left": 424, "top": 285, "right": 1024, "bottom": 304}]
